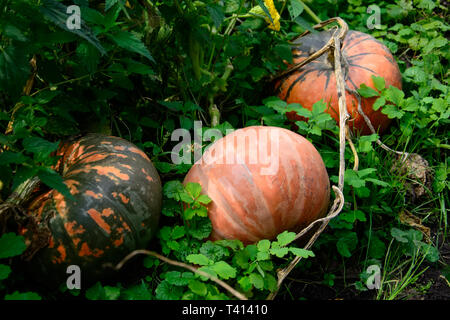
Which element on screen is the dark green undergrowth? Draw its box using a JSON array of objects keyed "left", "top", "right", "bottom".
[{"left": 0, "top": 0, "right": 448, "bottom": 300}]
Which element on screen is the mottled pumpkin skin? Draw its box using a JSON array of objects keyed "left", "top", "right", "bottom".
[
  {"left": 22, "top": 134, "right": 162, "bottom": 286},
  {"left": 183, "top": 126, "right": 330, "bottom": 244},
  {"left": 276, "top": 30, "right": 402, "bottom": 135}
]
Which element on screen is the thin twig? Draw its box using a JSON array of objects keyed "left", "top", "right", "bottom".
[{"left": 113, "top": 249, "right": 248, "bottom": 300}]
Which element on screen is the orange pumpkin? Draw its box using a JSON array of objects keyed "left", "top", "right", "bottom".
[
  {"left": 183, "top": 126, "right": 330, "bottom": 244},
  {"left": 275, "top": 30, "right": 402, "bottom": 135}
]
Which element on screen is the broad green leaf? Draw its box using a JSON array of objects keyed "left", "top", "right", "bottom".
[
  {"left": 0, "top": 233, "right": 26, "bottom": 259},
  {"left": 186, "top": 254, "right": 211, "bottom": 266},
  {"left": 249, "top": 273, "right": 264, "bottom": 290},
  {"left": 188, "top": 280, "right": 208, "bottom": 296},
  {"left": 22, "top": 137, "right": 59, "bottom": 156},
  {"left": 238, "top": 276, "right": 252, "bottom": 291},
  {"left": 185, "top": 182, "right": 202, "bottom": 199},
  {"left": 289, "top": 247, "right": 315, "bottom": 258},
  {"left": 384, "top": 86, "right": 404, "bottom": 105},
  {"left": 372, "top": 97, "right": 386, "bottom": 111},
  {"left": 196, "top": 194, "right": 212, "bottom": 205},
  {"left": 269, "top": 247, "right": 289, "bottom": 258},
  {"left": 257, "top": 239, "right": 271, "bottom": 252},
  {"left": 171, "top": 225, "right": 186, "bottom": 240},
  {"left": 155, "top": 280, "right": 183, "bottom": 300},
  {"left": 163, "top": 180, "right": 184, "bottom": 200},
  {"left": 0, "top": 151, "right": 28, "bottom": 165},
  {"left": 211, "top": 261, "right": 236, "bottom": 280},
  {"left": 37, "top": 168, "right": 73, "bottom": 200},
  {"left": 207, "top": 4, "right": 225, "bottom": 28},
  {"left": 391, "top": 228, "right": 409, "bottom": 243},
  {"left": 164, "top": 271, "right": 195, "bottom": 286},
  {"left": 276, "top": 231, "right": 296, "bottom": 246},
  {"left": 288, "top": 0, "right": 304, "bottom": 20},
  {"left": 357, "top": 84, "right": 379, "bottom": 98}
]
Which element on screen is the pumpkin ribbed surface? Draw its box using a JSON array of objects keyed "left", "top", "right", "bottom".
[
  {"left": 183, "top": 126, "right": 330, "bottom": 244},
  {"left": 21, "top": 134, "right": 162, "bottom": 285},
  {"left": 276, "top": 30, "right": 402, "bottom": 135}
]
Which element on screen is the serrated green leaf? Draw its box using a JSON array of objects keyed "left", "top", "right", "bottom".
[
  {"left": 0, "top": 233, "right": 26, "bottom": 259},
  {"left": 289, "top": 247, "right": 315, "bottom": 258},
  {"left": 276, "top": 231, "right": 296, "bottom": 247},
  {"left": 109, "top": 31, "right": 155, "bottom": 63},
  {"left": 336, "top": 231, "right": 358, "bottom": 258},
  {"left": 155, "top": 280, "right": 183, "bottom": 300},
  {"left": 372, "top": 97, "right": 386, "bottom": 111},
  {"left": 357, "top": 84, "right": 380, "bottom": 98},
  {"left": 188, "top": 280, "right": 208, "bottom": 296},
  {"left": 196, "top": 194, "right": 212, "bottom": 205},
  {"left": 269, "top": 247, "right": 289, "bottom": 258},
  {"left": 211, "top": 261, "right": 236, "bottom": 280},
  {"left": 249, "top": 273, "right": 264, "bottom": 290},
  {"left": 185, "top": 182, "right": 202, "bottom": 199},
  {"left": 186, "top": 254, "right": 211, "bottom": 266},
  {"left": 372, "top": 75, "right": 386, "bottom": 91}
]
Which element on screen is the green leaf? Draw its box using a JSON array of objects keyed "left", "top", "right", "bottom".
[
  {"left": 249, "top": 273, "right": 264, "bottom": 290},
  {"left": 257, "top": 239, "right": 271, "bottom": 252},
  {"left": 289, "top": 247, "right": 315, "bottom": 258},
  {"left": 288, "top": 0, "right": 304, "bottom": 20},
  {"left": 312, "top": 100, "right": 327, "bottom": 116},
  {"left": 371, "top": 76, "right": 386, "bottom": 91},
  {"left": 163, "top": 180, "right": 184, "bottom": 200},
  {"left": 109, "top": 31, "right": 155, "bottom": 63},
  {"left": 122, "top": 282, "right": 152, "bottom": 300},
  {"left": 383, "top": 86, "right": 404, "bottom": 105},
  {"left": 200, "top": 241, "right": 229, "bottom": 262},
  {"left": 40, "top": 0, "right": 106, "bottom": 55},
  {"left": 336, "top": 231, "right": 358, "bottom": 258},
  {"left": 238, "top": 276, "right": 252, "bottom": 291},
  {"left": 105, "top": 0, "right": 119, "bottom": 11},
  {"left": 274, "top": 44, "right": 293, "bottom": 63},
  {"left": 357, "top": 84, "right": 380, "bottom": 98},
  {"left": 0, "top": 264, "right": 12, "bottom": 280},
  {"left": 382, "top": 105, "right": 404, "bottom": 119},
  {"left": 4, "top": 291, "right": 41, "bottom": 300},
  {"left": 155, "top": 280, "right": 184, "bottom": 300},
  {"left": 0, "top": 233, "right": 26, "bottom": 259},
  {"left": 186, "top": 254, "right": 211, "bottom": 266},
  {"left": 37, "top": 168, "right": 73, "bottom": 200},
  {"left": 391, "top": 228, "right": 409, "bottom": 243},
  {"left": 372, "top": 97, "right": 386, "bottom": 111},
  {"left": 185, "top": 182, "right": 202, "bottom": 199},
  {"left": 276, "top": 231, "right": 296, "bottom": 247},
  {"left": 188, "top": 280, "right": 208, "bottom": 296},
  {"left": 196, "top": 194, "right": 212, "bottom": 205},
  {"left": 344, "top": 170, "right": 365, "bottom": 188},
  {"left": 269, "top": 247, "right": 289, "bottom": 258},
  {"left": 0, "top": 151, "right": 28, "bottom": 165},
  {"left": 22, "top": 137, "right": 59, "bottom": 156},
  {"left": 206, "top": 4, "right": 225, "bottom": 28},
  {"left": 188, "top": 217, "right": 212, "bottom": 240},
  {"left": 164, "top": 271, "right": 195, "bottom": 286},
  {"left": 210, "top": 261, "right": 236, "bottom": 280},
  {"left": 171, "top": 225, "right": 186, "bottom": 240},
  {"left": 104, "top": 286, "right": 121, "bottom": 300}
]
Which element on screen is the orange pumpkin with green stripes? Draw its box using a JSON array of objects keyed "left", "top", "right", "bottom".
[
  {"left": 21, "top": 134, "right": 162, "bottom": 286},
  {"left": 275, "top": 30, "right": 402, "bottom": 135}
]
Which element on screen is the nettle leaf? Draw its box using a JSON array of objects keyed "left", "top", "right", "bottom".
[
  {"left": 0, "top": 151, "right": 28, "bottom": 165},
  {"left": 186, "top": 254, "right": 211, "bottom": 266},
  {"left": 0, "top": 264, "right": 12, "bottom": 280},
  {"left": 4, "top": 291, "right": 42, "bottom": 300},
  {"left": 37, "top": 168, "right": 73, "bottom": 200},
  {"left": 40, "top": 0, "right": 106, "bottom": 55},
  {"left": 289, "top": 247, "right": 315, "bottom": 258},
  {"left": 0, "top": 233, "right": 27, "bottom": 259},
  {"left": 357, "top": 84, "right": 379, "bottom": 98},
  {"left": 109, "top": 31, "right": 155, "bottom": 63},
  {"left": 22, "top": 136, "right": 59, "bottom": 156}
]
